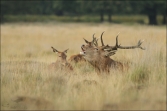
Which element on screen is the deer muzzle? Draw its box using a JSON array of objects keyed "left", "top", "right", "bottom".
[{"left": 80, "top": 44, "right": 86, "bottom": 55}]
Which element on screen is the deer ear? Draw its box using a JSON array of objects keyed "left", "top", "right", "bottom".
[
  {"left": 107, "top": 52, "right": 116, "bottom": 56},
  {"left": 105, "top": 50, "right": 116, "bottom": 57},
  {"left": 64, "top": 49, "right": 69, "bottom": 53},
  {"left": 83, "top": 38, "right": 89, "bottom": 44},
  {"left": 51, "top": 46, "right": 59, "bottom": 53}
]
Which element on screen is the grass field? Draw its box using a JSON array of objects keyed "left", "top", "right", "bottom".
[{"left": 1, "top": 22, "right": 166, "bottom": 110}]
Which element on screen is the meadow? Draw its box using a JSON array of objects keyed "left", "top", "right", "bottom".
[{"left": 1, "top": 22, "right": 166, "bottom": 110}]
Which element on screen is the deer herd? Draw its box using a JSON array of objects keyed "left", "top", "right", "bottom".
[{"left": 49, "top": 32, "right": 145, "bottom": 74}]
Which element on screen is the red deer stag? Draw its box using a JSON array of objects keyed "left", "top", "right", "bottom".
[
  {"left": 80, "top": 32, "right": 145, "bottom": 73},
  {"left": 49, "top": 46, "right": 73, "bottom": 71}
]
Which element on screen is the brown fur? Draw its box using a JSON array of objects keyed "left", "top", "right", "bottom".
[
  {"left": 79, "top": 32, "right": 141, "bottom": 73},
  {"left": 80, "top": 40, "right": 124, "bottom": 73},
  {"left": 68, "top": 54, "right": 86, "bottom": 63},
  {"left": 82, "top": 46, "right": 123, "bottom": 72}
]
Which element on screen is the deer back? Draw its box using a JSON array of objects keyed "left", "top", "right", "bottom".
[{"left": 68, "top": 54, "right": 86, "bottom": 63}]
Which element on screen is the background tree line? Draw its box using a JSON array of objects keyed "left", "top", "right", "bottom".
[{"left": 1, "top": 0, "right": 166, "bottom": 25}]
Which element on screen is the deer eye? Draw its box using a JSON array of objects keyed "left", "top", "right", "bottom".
[{"left": 95, "top": 48, "right": 98, "bottom": 51}]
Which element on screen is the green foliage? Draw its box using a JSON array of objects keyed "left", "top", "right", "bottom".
[
  {"left": 3, "top": 15, "right": 164, "bottom": 25},
  {"left": 1, "top": 1, "right": 166, "bottom": 24}
]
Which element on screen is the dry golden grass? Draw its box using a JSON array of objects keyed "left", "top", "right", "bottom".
[{"left": 1, "top": 22, "right": 166, "bottom": 110}]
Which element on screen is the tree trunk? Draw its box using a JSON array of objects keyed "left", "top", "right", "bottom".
[
  {"left": 162, "top": 14, "right": 166, "bottom": 25},
  {"left": 0, "top": 13, "right": 4, "bottom": 23},
  {"left": 100, "top": 10, "right": 104, "bottom": 22},
  {"left": 148, "top": 14, "right": 157, "bottom": 25},
  {"left": 55, "top": 10, "right": 64, "bottom": 16},
  {"left": 148, "top": 8, "right": 157, "bottom": 25},
  {"left": 108, "top": 12, "right": 112, "bottom": 22},
  {"left": 76, "top": 12, "right": 81, "bottom": 22}
]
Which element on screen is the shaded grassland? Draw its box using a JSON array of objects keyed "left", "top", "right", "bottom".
[{"left": 1, "top": 22, "right": 166, "bottom": 110}]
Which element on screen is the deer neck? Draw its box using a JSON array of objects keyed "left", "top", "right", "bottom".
[
  {"left": 88, "top": 56, "right": 113, "bottom": 72},
  {"left": 56, "top": 58, "right": 67, "bottom": 65}
]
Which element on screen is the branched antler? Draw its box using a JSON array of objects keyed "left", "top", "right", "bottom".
[
  {"left": 92, "top": 33, "right": 98, "bottom": 47},
  {"left": 100, "top": 31, "right": 105, "bottom": 46},
  {"left": 116, "top": 39, "right": 145, "bottom": 50},
  {"left": 102, "top": 32, "right": 145, "bottom": 57},
  {"left": 102, "top": 32, "right": 120, "bottom": 50},
  {"left": 103, "top": 32, "right": 145, "bottom": 50},
  {"left": 83, "top": 33, "right": 98, "bottom": 46}
]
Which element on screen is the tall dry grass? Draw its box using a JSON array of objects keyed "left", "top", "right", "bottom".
[{"left": 1, "top": 22, "right": 166, "bottom": 110}]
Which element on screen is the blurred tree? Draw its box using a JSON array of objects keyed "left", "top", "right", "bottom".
[
  {"left": 105, "top": 1, "right": 113, "bottom": 22},
  {"left": 131, "top": 0, "right": 166, "bottom": 25},
  {"left": 84, "top": 1, "right": 130, "bottom": 23},
  {"left": 162, "top": 8, "right": 167, "bottom": 24},
  {"left": 52, "top": 1, "right": 64, "bottom": 16},
  {"left": 83, "top": 1, "right": 105, "bottom": 22},
  {"left": 74, "top": 0, "right": 85, "bottom": 21},
  {"left": 105, "top": 1, "right": 127, "bottom": 23},
  {"left": 156, "top": 0, "right": 166, "bottom": 24},
  {"left": 1, "top": 0, "right": 166, "bottom": 24},
  {"left": 1, "top": 1, "right": 8, "bottom": 22},
  {"left": 39, "top": 1, "right": 54, "bottom": 15},
  {"left": 52, "top": 0, "right": 80, "bottom": 16},
  {"left": 143, "top": 1, "right": 158, "bottom": 25},
  {"left": 97, "top": 1, "right": 105, "bottom": 22}
]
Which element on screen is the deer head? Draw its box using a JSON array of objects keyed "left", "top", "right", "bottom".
[
  {"left": 50, "top": 46, "right": 73, "bottom": 71},
  {"left": 80, "top": 32, "right": 145, "bottom": 72},
  {"left": 51, "top": 46, "right": 69, "bottom": 61},
  {"left": 80, "top": 32, "right": 116, "bottom": 61},
  {"left": 80, "top": 32, "right": 145, "bottom": 59}
]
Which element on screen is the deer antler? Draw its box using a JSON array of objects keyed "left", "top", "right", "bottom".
[
  {"left": 102, "top": 32, "right": 120, "bottom": 51},
  {"left": 83, "top": 33, "right": 98, "bottom": 46},
  {"left": 102, "top": 32, "right": 145, "bottom": 57},
  {"left": 100, "top": 31, "right": 105, "bottom": 46},
  {"left": 92, "top": 33, "right": 99, "bottom": 47},
  {"left": 116, "top": 39, "right": 145, "bottom": 50},
  {"left": 92, "top": 33, "right": 96, "bottom": 44},
  {"left": 104, "top": 32, "right": 145, "bottom": 50}
]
